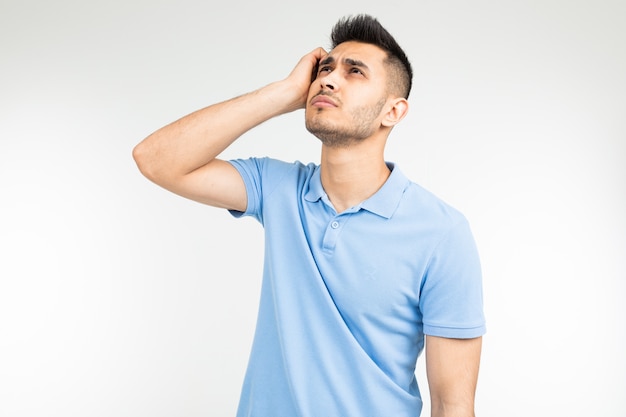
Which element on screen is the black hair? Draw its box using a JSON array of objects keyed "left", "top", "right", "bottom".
[{"left": 330, "top": 14, "right": 413, "bottom": 98}]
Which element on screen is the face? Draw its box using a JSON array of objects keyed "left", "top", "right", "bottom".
[{"left": 305, "top": 41, "right": 392, "bottom": 147}]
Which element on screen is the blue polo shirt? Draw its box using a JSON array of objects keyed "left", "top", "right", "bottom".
[{"left": 228, "top": 157, "right": 485, "bottom": 417}]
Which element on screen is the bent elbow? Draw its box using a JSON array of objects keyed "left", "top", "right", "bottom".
[
  {"left": 132, "top": 141, "right": 147, "bottom": 172},
  {"left": 132, "top": 140, "right": 158, "bottom": 181}
]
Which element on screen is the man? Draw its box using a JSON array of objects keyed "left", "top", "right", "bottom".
[{"left": 133, "top": 14, "right": 485, "bottom": 417}]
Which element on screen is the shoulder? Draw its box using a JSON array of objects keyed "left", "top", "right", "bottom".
[
  {"left": 390, "top": 169, "right": 469, "bottom": 238},
  {"left": 229, "top": 157, "right": 319, "bottom": 202},
  {"left": 229, "top": 157, "right": 316, "bottom": 178},
  {"left": 407, "top": 181, "right": 466, "bottom": 224}
]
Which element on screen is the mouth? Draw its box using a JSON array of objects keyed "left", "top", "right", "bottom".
[{"left": 310, "top": 93, "right": 338, "bottom": 108}]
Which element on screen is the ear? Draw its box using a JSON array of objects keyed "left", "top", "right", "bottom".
[{"left": 381, "top": 97, "right": 409, "bottom": 127}]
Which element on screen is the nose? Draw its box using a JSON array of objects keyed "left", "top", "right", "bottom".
[
  {"left": 323, "top": 80, "right": 335, "bottom": 90},
  {"left": 318, "top": 71, "right": 337, "bottom": 91}
]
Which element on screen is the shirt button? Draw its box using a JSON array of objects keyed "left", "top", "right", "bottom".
[{"left": 331, "top": 221, "right": 339, "bottom": 229}]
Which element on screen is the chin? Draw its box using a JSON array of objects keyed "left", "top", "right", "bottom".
[{"left": 307, "top": 126, "right": 364, "bottom": 148}]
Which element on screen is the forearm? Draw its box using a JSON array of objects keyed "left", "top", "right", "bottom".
[
  {"left": 431, "top": 400, "right": 475, "bottom": 417},
  {"left": 426, "top": 336, "right": 482, "bottom": 417},
  {"left": 133, "top": 80, "right": 297, "bottom": 183},
  {"left": 132, "top": 47, "right": 324, "bottom": 205}
]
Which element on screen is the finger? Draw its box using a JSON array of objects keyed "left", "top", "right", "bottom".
[
  {"left": 309, "top": 48, "right": 328, "bottom": 81},
  {"left": 313, "top": 47, "right": 328, "bottom": 59}
]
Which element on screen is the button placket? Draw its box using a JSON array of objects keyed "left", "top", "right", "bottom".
[{"left": 322, "top": 217, "right": 343, "bottom": 253}]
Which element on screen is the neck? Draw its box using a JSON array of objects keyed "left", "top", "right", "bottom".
[{"left": 319, "top": 142, "right": 390, "bottom": 213}]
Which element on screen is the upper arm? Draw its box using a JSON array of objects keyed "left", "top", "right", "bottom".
[
  {"left": 425, "top": 335, "right": 482, "bottom": 417},
  {"left": 141, "top": 157, "right": 248, "bottom": 212}
]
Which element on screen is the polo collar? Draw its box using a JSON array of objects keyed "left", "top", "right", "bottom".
[{"left": 304, "top": 163, "right": 409, "bottom": 219}]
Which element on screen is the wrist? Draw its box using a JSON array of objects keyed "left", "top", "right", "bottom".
[{"left": 263, "top": 78, "right": 308, "bottom": 114}]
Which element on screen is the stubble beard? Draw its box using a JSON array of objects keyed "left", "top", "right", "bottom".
[{"left": 305, "top": 98, "right": 387, "bottom": 148}]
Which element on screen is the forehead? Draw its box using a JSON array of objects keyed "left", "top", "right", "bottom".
[{"left": 326, "top": 41, "right": 388, "bottom": 68}]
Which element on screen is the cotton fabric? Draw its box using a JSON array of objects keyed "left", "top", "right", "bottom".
[{"left": 228, "top": 157, "right": 485, "bottom": 417}]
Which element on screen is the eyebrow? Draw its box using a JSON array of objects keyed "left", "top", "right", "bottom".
[{"left": 319, "top": 56, "right": 370, "bottom": 71}]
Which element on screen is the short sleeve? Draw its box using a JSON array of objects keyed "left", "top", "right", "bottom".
[
  {"left": 227, "top": 158, "right": 265, "bottom": 222},
  {"left": 226, "top": 157, "right": 304, "bottom": 224},
  {"left": 419, "top": 219, "right": 486, "bottom": 338}
]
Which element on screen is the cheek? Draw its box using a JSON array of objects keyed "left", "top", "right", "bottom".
[{"left": 306, "top": 85, "right": 317, "bottom": 101}]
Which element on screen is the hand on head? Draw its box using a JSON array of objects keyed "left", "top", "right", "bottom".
[{"left": 282, "top": 47, "right": 328, "bottom": 111}]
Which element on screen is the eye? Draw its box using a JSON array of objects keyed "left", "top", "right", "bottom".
[
  {"left": 350, "top": 67, "right": 364, "bottom": 75},
  {"left": 318, "top": 66, "right": 332, "bottom": 74}
]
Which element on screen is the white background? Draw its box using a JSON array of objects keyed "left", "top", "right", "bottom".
[{"left": 1, "top": 0, "right": 624, "bottom": 416}]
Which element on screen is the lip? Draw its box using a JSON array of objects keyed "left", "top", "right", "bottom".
[{"left": 310, "top": 94, "right": 338, "bottom": 108}]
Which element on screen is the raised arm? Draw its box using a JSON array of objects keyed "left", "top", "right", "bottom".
[
  {"left": 425, "top": 335, "right": 482, "bottom": 417},
  {"left": 132, "top": 47, "right": 327, "bottom": 211}
]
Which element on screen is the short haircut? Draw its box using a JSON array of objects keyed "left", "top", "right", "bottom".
[{"left": 330, "top": 14, "right": 413, "bottom": 98}]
